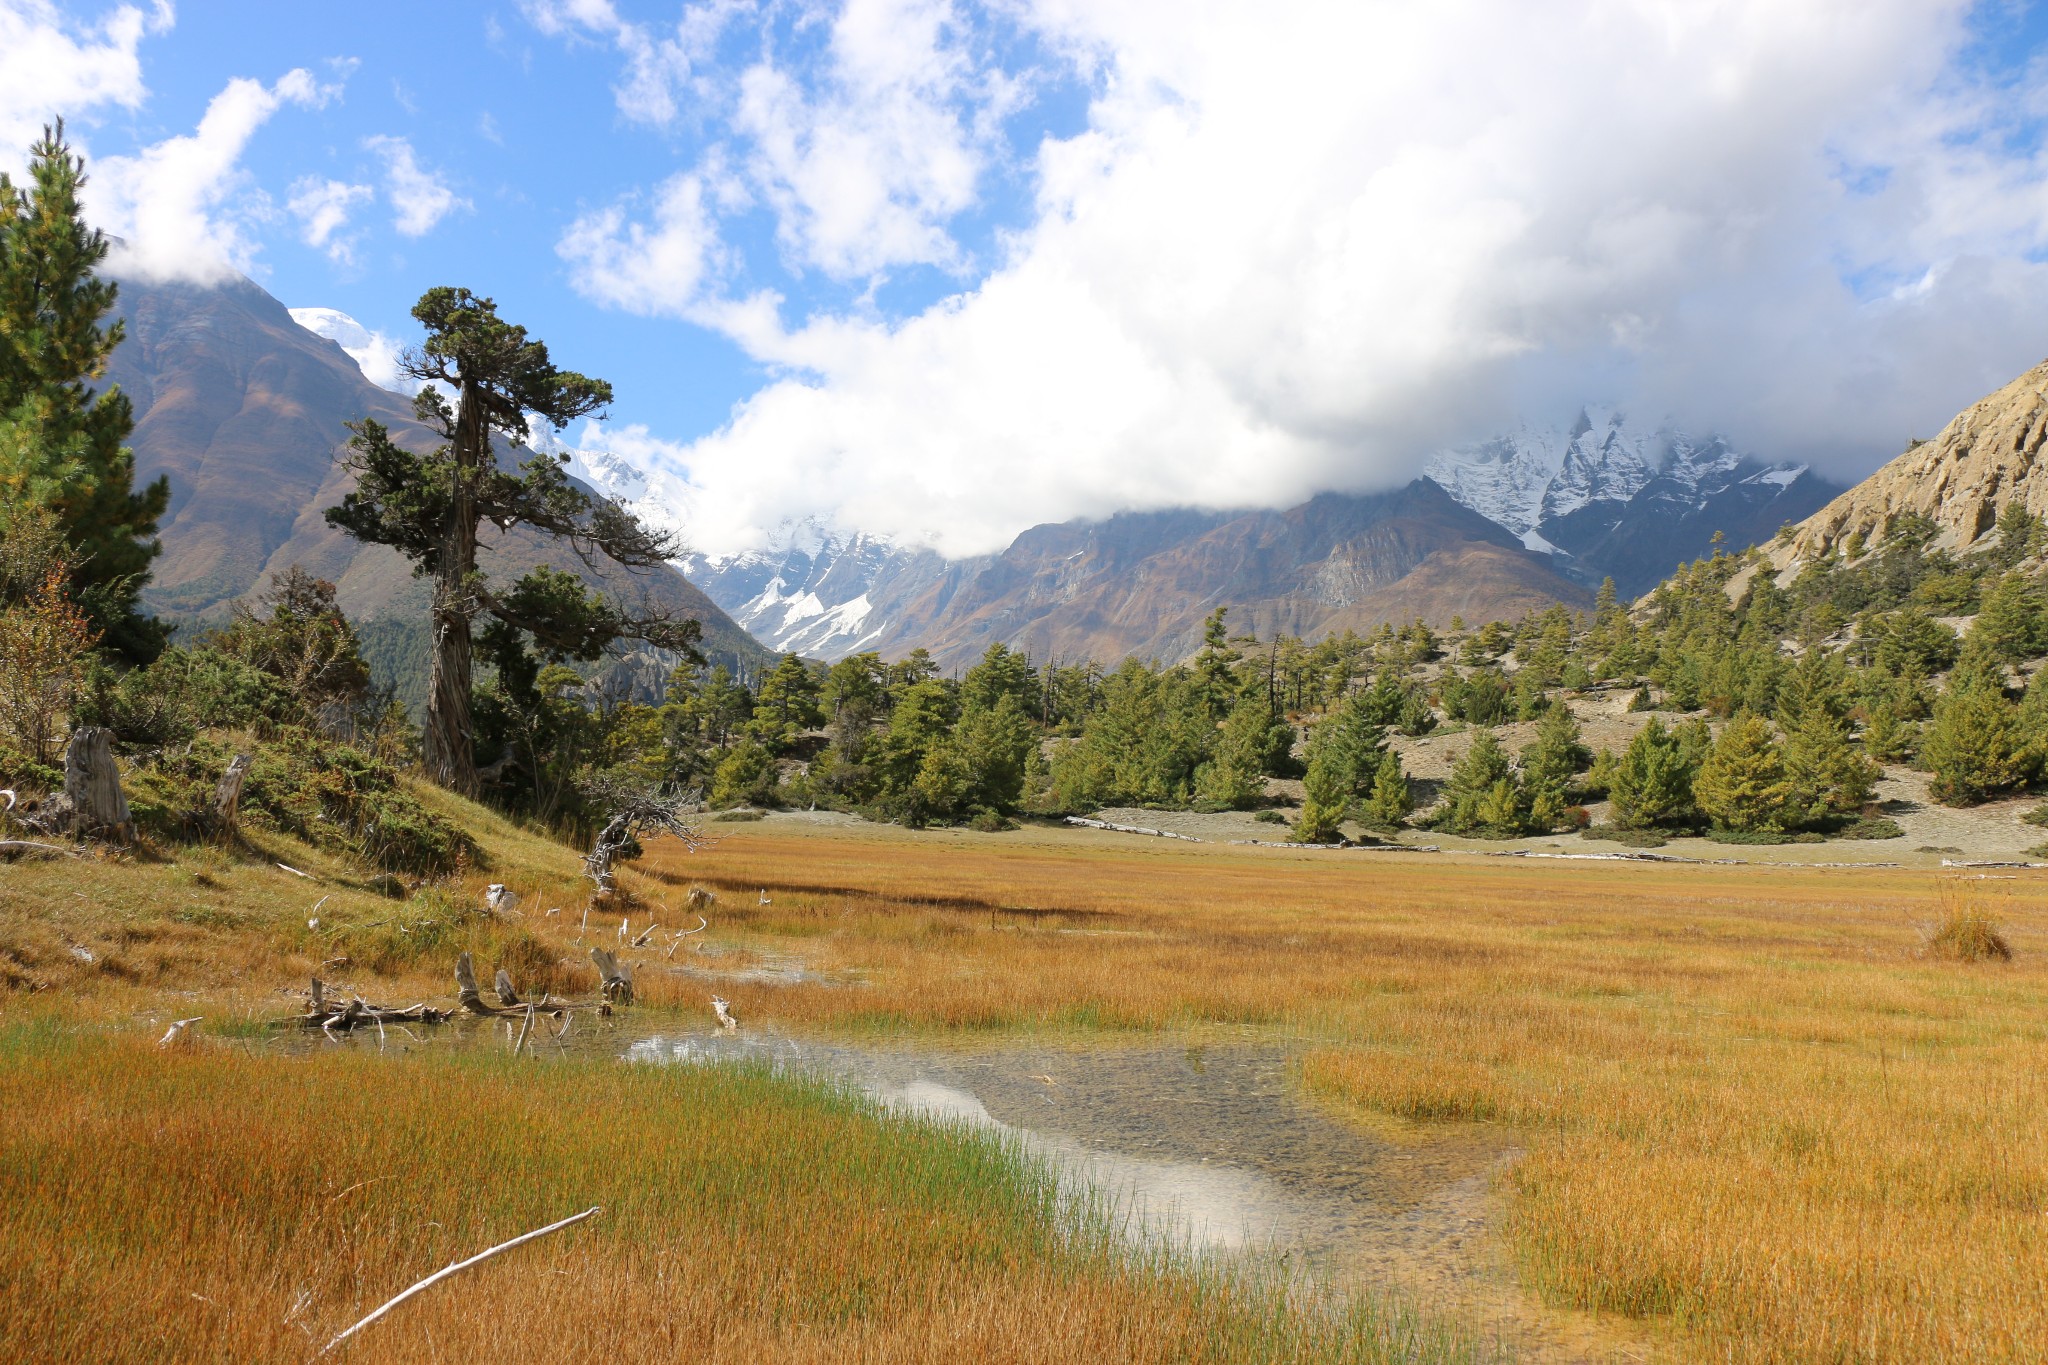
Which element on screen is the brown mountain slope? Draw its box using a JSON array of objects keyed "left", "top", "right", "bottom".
[
  {"left": 1776, "top": 357, "right": 2048, "bottom": 563},
  {"left": 863, "top": 481, "right": 1592, "bottom": 668},
  {"left": 101, "top": 272, "right": 773, "bottom": 681}
]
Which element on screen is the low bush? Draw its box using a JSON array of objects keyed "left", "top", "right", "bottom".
[{"left": 1925, "top": 910, "right": 2013, "bottom": 962}]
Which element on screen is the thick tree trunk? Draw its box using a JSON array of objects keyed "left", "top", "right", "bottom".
[
  {"left": 64, "top": 727, "right": 132, "bottom": 844},
  {"left": 422, "top": 383, "right": 485, "bottom": 796}
]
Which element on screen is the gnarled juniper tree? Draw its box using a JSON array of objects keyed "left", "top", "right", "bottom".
[{"left": 327, "top": 287, "right": 697, "bottom": 795}]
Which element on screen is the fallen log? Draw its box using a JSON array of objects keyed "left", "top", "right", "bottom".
[{"left": 0, "top": 840, "right": 79, "bottom": 860}]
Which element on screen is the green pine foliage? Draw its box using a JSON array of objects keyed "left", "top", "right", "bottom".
[
  {"left": 0, "top": 124, "right": 169, "bottom": 661},
  {"left": 1434, "top": 728, "right": 1527, "bottom": 837},
  {"left": 1359, "top": 748, "right": 1413, "bottom": 830},
  {"left": 1610, "top": 717, "right": 1699, "bottom": 830},
  {"left": 1694, "top": 715, "right": 1794, "bottom": 833}
]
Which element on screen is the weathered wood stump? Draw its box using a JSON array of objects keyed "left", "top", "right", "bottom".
[
  {"left": 211, "top": 753, "right": 253, "bottom": 837},
  {"left": 63, "top": 727, "right": 132, "bottom": 844}
]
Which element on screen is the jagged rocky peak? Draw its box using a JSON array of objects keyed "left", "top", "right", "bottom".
[
  {"left": 1421, "top": 409, "right": 1837, "bottom": 594},
  {"left": 1777, "top": 358, "right": 2048, "bottom": 564},
  {"left": 679, "top": 518, "right": 951, "bottom": 659},
  {"left": 1423, "top": 408, "right": 1783, "bottom": 537}
]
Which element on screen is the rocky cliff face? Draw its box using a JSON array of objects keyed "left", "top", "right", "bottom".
[
  {"left": 101, "top": 272, "right": 773, "bottom": 684},
  {"left": 1776, "top": 359, "right": 2048, "bottom": 564}
]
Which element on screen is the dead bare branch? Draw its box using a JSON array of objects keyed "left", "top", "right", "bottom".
[{"left": 314, "top": 1206, "right": 602, "bottom": 1358}]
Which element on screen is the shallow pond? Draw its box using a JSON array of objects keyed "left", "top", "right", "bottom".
[
  {"left": 278, "top": 1012, "right": 1646, "bottom": 1362},
  {"left": 624, "top": 1027, "right": 1646, "bottom": 1363}
]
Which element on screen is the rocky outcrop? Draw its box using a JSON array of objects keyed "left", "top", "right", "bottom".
[{"left": 1775, "top": 359, "right": 2048, "bottom": 564}]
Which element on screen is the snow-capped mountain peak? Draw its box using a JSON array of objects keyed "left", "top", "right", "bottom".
[{"left": 1421, "top": 410, "right": 1834, "bottom": 593}]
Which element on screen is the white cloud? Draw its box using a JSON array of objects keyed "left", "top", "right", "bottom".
[
  {"left": 286, "top": 176, "right": 373, "bottom": 263},
  {"left": 363, "top": 134, "right": 468, "bottom": 236},
  {"left": 520, "top": 0, "right": 739, "bottom": 127},
  {"left": 575, "top": 2, "right": 2048, "bottom": 558},
  {"left": 289, "top": 305, "right": 413, "bottom": 393},
  {"left": 0, "top": 0, "right": 170, "bottom": 169},
  {"left": 92, "top": 67, "right": 334, "bottom": 283},
  {"left": 557, "top": 171, "right": 727, "bottom": 315}
]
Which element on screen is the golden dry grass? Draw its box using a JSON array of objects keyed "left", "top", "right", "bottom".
[
  {"left": 640, "top": 821, "right": 2048, "bottom": 1364},
  {"left": 0, "top": 1023, "right": 1471, "bottom": 1365},
  {"left": 7, "top": 806, "right": 2046, "bottom": 1363}
]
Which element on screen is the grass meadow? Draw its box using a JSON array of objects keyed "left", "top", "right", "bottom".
[
  {"left": 644, "top": 823, "right": 2048, "bottom": 1363},
  {"left": 0, "top": 1022, "right": 1467, "bottom": 1364},
  {"left": 3, "top": 804, "right": 2044, "bottom": 1362}
]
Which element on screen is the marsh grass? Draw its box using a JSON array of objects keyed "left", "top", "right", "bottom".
[
  {"left": 0, "top": 1024, "right": 1485, "bottom": 1365},
  {"left": 9, "top": 803, "right": 2048, "bottom": 1362},
  {"left": 648, "top": 824, "right": 2048, "bottom": 1363}
]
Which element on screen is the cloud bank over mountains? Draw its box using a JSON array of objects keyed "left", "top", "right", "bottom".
[
  {"left": 8, "top": 2, "right": 2048, "bottom": 562},
  {"left": 541, "top": 0, "right": 2048, "bottom": 557}
]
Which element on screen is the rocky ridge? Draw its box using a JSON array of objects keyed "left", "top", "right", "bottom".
[{"left": 1775, "top": 359, "right": 2048, "bottom": 565}]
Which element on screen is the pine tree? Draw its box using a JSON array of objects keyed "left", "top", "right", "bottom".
[
  {"left": 0, "top": 123, "right": 169, "bottom": 661},
  {"left": 1993, "top": 501, "right": 2042, "bottom": 569},
  {"left": 1773, "top": 645, "right": 1877, "bottom": 824},
  {"left": 1437, "top": 728, "right": 1525, "bottom": 835},
  {"left": 1694, "top": 714, "right": 1793, "bottom": 833},
  {"left": 1781, "top": 706, "right": 1879, "bottom": 825},
  {"left": 327, "top": 287, "right": 696, "bottom": 793},
  {"left": 1610, "top": 717, "right": 1697, "bottom": 830},
  {"left": 1359, "top": 748, "right": 1413, "bottom": 829},
  {"left": 1290, "top": 689, "right": 1385, "bottom": 841},
  {"left": 1521, "top": 702, "right": 1589, "bottom": 829},
  {"left": 1922, "top": 674, "right": 2033, "bottom": 806},
  {"left": 1967, "top": 571, "right": 2047, "bottom": 663},
  {"left": 746, "top": 654, "right": 826, "bottom": 752}
]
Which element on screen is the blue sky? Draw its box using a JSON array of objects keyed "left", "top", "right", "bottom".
[{"left": 7, "top": 1, "right": 2048, "bottom": 556}]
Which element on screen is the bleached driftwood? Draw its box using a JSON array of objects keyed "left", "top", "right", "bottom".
[
  {"left": 157, "top": 1016, "right": 203, "bottom": 1048},
  {"left": 64, "top": 727, "right": 132, "bottom": 844},
  {"left": 589, "top": 947, "right": 634, "bottom": 1005},
  {"left": 454, "top": 951, "right": 521, "bottom": 1017},
  {"left": 314, "top": 1206, "right": 603, "bottom": 1358},
  {"left": 667, "top": 916, "right": 708, "bottom": 959},
  {"left": 1064, "top": 815, "right": 1203, "bottom": 842},
  {"left": 494, "top": 967, "right": 522, "bottom": 1008},
  {"left": 302, "top": 976, "right": 450, "bottom": 1031}
]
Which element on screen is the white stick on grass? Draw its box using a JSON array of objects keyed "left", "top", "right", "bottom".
[{"left": 314, "top": 1206, "right": 601, "bottom": 1358}]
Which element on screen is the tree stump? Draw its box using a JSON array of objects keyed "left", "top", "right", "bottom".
[
  {"left": 211, "top": 753, "right": 253, "bottom": 837},
  {"left": 63, "top": 727, "right": 132, "bottom": 845}
]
